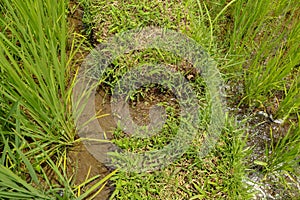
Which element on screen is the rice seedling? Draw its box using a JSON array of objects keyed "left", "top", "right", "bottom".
[
  {"left": 0, "top": 0, "right": 74, "bottom": 148},
  {"left": 227, "top": 0, "right": 300, "bottom": 117}
]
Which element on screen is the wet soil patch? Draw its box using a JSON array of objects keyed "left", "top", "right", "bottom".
[
  {"left": 225, "top": 80, "right": 300, "bottom": 199},
  {"left": 67, "top": 142, "right": 114, "bottom": 199},
  {"left": 67, "top": 1, "right": 115, "bottom": 199}
]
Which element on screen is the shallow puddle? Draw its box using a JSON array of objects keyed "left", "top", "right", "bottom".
[{"left": 68, "top": 142, "right": 113, "bottom": 199}]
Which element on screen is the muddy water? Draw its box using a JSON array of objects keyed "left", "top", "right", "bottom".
[
  {"left": 82, "top": 83, "right": 298, "bottom": 200},
  {"left": 68, "top": 143, "right": 113, "bottom": 200},
  {"left": 67, "top": 2, "right": 115, "bottom": 199},
  {"left": 69, "top": 86, "right": 115, "bottom": 199},
  {"left": 224, "top": 80, "right": 300, "bottom": 199}
]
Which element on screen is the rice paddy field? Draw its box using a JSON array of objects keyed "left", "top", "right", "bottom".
[{"left": 0, "top": 0, "right": 300, "bottom": 199}]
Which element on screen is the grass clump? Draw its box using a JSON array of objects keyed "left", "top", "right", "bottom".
[
  {"left": 227, "top": 0, "right": 300, "bottom": 119},
  {"left": 79, "top": 0, "right": 190, "bottom": 43},
  {"left": 109, "top": 117, "right": 251, "bottom": 199}
]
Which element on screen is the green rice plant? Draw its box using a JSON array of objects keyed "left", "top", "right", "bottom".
[
  {"left": 0, "top": 0, "right": 119, "bottom": 199},
  {"left": 275, "top": 18, "right": 300, "bottom": 119},
  {"left": 0, "top": 0, "right": 75, "bottom": 156},
  {"left": 228, "top": 0, "right": 300, "bottom": 114},
  {"left": 252, "top": 114, "right": 300, "bottom": 175},
  {"left": 228, "top": 0, "right": 273, "bottom": 55},
  {"left": 0, "top": 135, "right": 59, "bottom": 199},
  {"left": 244, "top": 15, "right": 300, "bottom": 108},
  {"left": 276, "top": 74, "right": 300, "bottom": 119},
  {"left": 0, "top": 164, "right": 51, "bottom": 199}
]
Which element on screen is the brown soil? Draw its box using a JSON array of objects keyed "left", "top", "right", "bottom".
[{"left": 67, "top": 1, "right": 114, "bottom": 199}]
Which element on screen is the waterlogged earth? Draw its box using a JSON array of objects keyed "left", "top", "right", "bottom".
[{"left": 68, "top": 3, "right": 113, "bottom": 199}]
